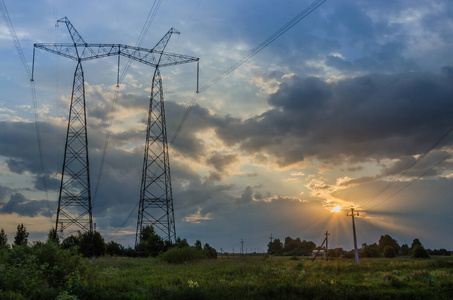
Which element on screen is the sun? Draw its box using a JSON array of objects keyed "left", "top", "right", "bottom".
[{"left": 331, "top": 205, "right": 341, "bottom": 213}]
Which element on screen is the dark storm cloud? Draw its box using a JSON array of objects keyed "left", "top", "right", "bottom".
[
  {"left": 0, "top": 193, "right": 54, "bottom": 217},
  {"left": 214, "top": 69, "right": 453, "bottom": 166},
  {"left": 34, "top": 175, "right": 60, "bottom": 191},
  {"left": 206, "top": 151, "right": 238, "bottom": 172},
  {"left": 0, "top": 121, "right": 63, "bottom": 175},
  {"left": 0, "top": 184, "right": 11, "bottom": 202},
  {"left": 380, "top": 151, "right": 453, "bottom": 178},
  {"left": 165, "top": 101, "right": 220, "bottom": 160}
]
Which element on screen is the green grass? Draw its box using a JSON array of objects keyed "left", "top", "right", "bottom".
[
  {"left": 68, "top": 256, "right": 453, "bottom": 299},
  {"left": 1, "top": 250, "right": 452, "bottom": 299}
]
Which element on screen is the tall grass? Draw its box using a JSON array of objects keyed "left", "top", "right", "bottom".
[{"left": 1, "top": 248, "right": 452, "bottom": 299}]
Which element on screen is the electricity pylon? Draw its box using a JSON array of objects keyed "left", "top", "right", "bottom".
[
  {"left": 34, "top": 17, "right": 94, "bottom": 237},
  {"left": 135, "top": 29, "right": 198, "bottom": 252},
  {"left": 33, "top": 17, "right": 199, "bottom": 240}
]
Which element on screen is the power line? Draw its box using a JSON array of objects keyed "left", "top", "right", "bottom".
[
  {"left": 92, "top": 0, "right": 163, "bottom": 205},
  {"left": 360, "top": 125, "right": 453, "bottom": 208},
  {"left": 365, "top": 152, "right": 452, "bottom": 211},
  {"left": 0, "top": 0, "right": 50, "bottom": 212},
  {"left": 170, "top": 0, "right": 327, "bottom": 144}
]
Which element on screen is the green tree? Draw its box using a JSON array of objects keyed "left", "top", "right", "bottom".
[
  {"left": 362, "top": 243, "right": 380, "bottom": 257},
  {"left": 79, "top": 231, "right": 106, "bottom": 257},
  {"left": 383, "top": 245, "right": 396, "bottom": 258},
  {"left": 412, "top": 245, "right": 430, "bottom": 259},
  {"left": 106, "top": 241, "right": 125, "bottom": 256},
  {"left": 299, "top": 240, "right": 316, "bottom": 256},
  {"left": 194, "top": 240, "right": 202, "bottom": 250},
  {"left": 175, "top": 237, "right": 189, "bottom": 248},
  {"left": 203, "top": 243, "right": 218, "bottom": 259},
  {"left": 267, "top": 238, "right": 283, "bottom": 255},
  {"left": 0, "top": 228, "right": 8, "bottom": 249},
  {"left": 378, "top": 234, "right": 400, "bottom": 254},
  {"left": 400, "top": 244, "right": 410, "bottom": 256},
  {"left": 139, "top": 226, "right": 165, "bottom": 257},
  {"left": 47, "top": 228, "right": 59, "bottom": 244},
  {"left": 61, "top": 233, "right": 81, "bottom": 249},
  {"left": 411, "top": 238, "right": 423, "bottom": 251},
  {"left": 14, "top": 223, "right": 29, "bottom": 246}
]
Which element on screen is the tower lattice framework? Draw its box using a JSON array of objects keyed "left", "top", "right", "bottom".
[
  {"left": 136, "top": 67, "right": 176, "bottom": 249},
  {"left": 34, "top": 17, "right": 198, "bottom": 242},
  {"left": 56, "top": 59, "right": 93, "bottom": 234}
]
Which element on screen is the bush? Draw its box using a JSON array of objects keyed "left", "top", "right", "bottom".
[
  {"left": 0, "top": 242, "right": 84, "bottom": 297},
  {"left": 106, "top": 241, "right": 125, "bottom": 256},
  {"left": 203, "top": 243, "right": 218, "bottom": 259},
  {"left": 61, "top": 231, "right": 106, "bottom": 257},
  {"left": 342, "top": 251, "right": 355, "bottom": 259},
  {"left": 383, "top": 245, "right": 396, "bottom": 258},
  {"left": 160, "top": 246, "right": 207, "bottom": 264},
  {"left": 412, "top": 245, "right": 430, "bottom": 259}
]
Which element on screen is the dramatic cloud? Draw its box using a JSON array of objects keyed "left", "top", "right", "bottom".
[
  {"left": 0, "top": 193, "right": 54, "bottom": 217},
  {"left": 214, "top": 69, "right": 453, "bottom": 166},
  {"left": 1, "top": 0, "right": 453, "bottom": 250}
]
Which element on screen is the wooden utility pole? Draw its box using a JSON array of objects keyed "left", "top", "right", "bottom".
[
  {"left": 312, "top": 231, "right": 329, "bottom": 262},
  {"left": 347, "top": 207, "right": 360, "bottom": 264},
  {"left": 325, "top": 231, "right": 330, "bottom": 261}
]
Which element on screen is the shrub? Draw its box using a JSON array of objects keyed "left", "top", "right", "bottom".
[
  {"left": 0, "top": 242, "right": 84, "bottom": 297},
  {"left": 160, "top": 246, "right": 207, "bottom": 264},
  {"left": 203, "top": 243, "right": 218, "bottom": 259},
  {"left": 342, "top": 251, "right": 355, "bottom": 259},
  {"left": 383, "top": 245, "right": 396, "bottom": 258},
  {"left": 412, "top": 245, "right": 430, "bottom": 259},
  {"left": 106, "top": 241, "right": 124, "bottom": 256}
]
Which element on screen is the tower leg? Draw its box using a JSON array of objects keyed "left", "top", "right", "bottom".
[
  {"left": 135, "top": 67, "right": 176, "bottom": 252},
  {"left": 56, "top": 60, "right": 93, "bottom": 236}
]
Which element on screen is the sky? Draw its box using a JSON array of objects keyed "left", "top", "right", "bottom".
[{"left": 1, "top": 0, "right": 453, "bottom": 252}]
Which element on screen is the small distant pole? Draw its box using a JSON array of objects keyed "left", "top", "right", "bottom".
[
  {"left": 347, "top": 207, "right": 360, "bottom": 264},
  {"left": 325, "top": 231, "right": 328, "bottom": 261},
  {"left": 241, "top": 239, "right": 244, "bottom": 257}
]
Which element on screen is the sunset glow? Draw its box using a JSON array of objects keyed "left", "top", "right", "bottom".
[
  {"left": 331, "top": 205, "right": 341, "bottom": 213},
  {"left": 0, "top": 0, "right": 452, "bottom": 252}
]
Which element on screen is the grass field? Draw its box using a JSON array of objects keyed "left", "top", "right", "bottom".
[{"left": 64, "top": 255, "right": 453, "bottom": 299}]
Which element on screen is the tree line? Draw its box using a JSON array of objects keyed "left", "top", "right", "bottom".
[
  {"left": 0, "top": 223, "right": 217, "bottom": 260},
  {"left": 267, "top": 233, "right": 451, "bottom": 259}
]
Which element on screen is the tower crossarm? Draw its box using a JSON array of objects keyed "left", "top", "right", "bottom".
[
  {"left": 119, "top": 47, "right": 199, "bottom": 67},
  {"left": 34, "top": 43, "right": 198, "bottom": 67}
]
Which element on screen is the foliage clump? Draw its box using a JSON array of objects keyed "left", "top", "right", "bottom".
[
  {"left": 13, "top": 223, "right": 29, "bottom": 246},
  {"left": 0, "top": 229, "right": 8, "bottom": 250},
  {"left": 412, "top": 245, "right": 430, "bottom": 259},
  {"left": 61, "top": 231, "right": 106, "bottom": 257},
  {"left": 160, "top": 246, "right": 207, "bottom": 264},
  {"left": 383, "top": 245, "right": 396, "bottom": 258},
  {"left": 160, "top": 240, "right": 217, "bottom": 264},
  {"left": 268, "top": 237, "right": 316, "bottom": 256},
  {"left": 0, "top": 241, "right": 83, "bottom": 298}
]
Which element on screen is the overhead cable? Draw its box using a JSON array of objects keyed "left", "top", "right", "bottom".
[
  {"left": 365, "top": 152, "right": 452, "bottom": 211},
  {"left": 361, "top": 125, "right": 453, "bottom": 208},
  {"left": 0, "top": 0, "right": 50, "bottom": 209},
  {"left": 92, "top": 0, "right": 163, "bottom": 205},
  {"left": 170, "top": 0, "right": 327, "bottom": 144}
]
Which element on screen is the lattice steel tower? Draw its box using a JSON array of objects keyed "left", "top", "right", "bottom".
[
  {"left": 135, "top": 29, "right": 199, "bottom": 250},
  {"left": 34, "top": 17, "right": 94, "bottom": 236},
  {"left": 33, "top": 17, "right": 199, "bottom": 241}
]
